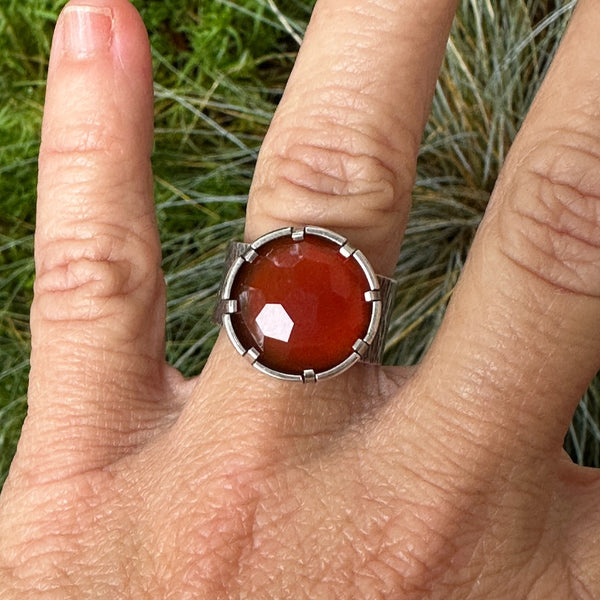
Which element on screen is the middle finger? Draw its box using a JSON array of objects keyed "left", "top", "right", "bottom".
[
  {"left": 188, "top": 0, "right": 459, "bottom": 447},
  {"left": 247, "top": 0, "right": 459, "bottom": 276}
]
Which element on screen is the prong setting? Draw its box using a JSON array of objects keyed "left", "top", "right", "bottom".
[
  {"left": 352, "top": 338, "right": 369, "bottom": 358},
  {"left": 340, "top": 242, "right": 356, "bottom": 258},
  {"left": 224, "top": 299, "right": 238, "bottom": 314},
  {"left": 303, "top": 369, "right": 316, "bottom": 383},
  {"left": 243, "top": 248, "right": 259, "bottom": 263},
  {"left": 292, "top": 227, "right": 305, "bottom": 241},
  {"left": 216, "top": 226, "right": 393, "bottom": 383},
  {"left": 244, "top": 347, "right": 260, "bottom": 364}
]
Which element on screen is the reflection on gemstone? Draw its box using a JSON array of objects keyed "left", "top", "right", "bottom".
[{"left": 255, "top": 303, "right": 294, "bottom": 343}]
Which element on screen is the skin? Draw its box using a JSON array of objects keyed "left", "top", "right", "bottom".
[{"left": 1, "top": 0, "right": 600, "bottom": 597}]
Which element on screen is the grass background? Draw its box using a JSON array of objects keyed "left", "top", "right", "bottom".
[{"left": 0, "top": 0, "right": 597, "bottom": 489}]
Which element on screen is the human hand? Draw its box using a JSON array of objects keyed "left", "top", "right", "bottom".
[{"left": 2, "top": 0, "right": 600, "bottom": 597}]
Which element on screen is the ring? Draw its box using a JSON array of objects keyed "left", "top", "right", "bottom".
[{"left": 213, "top": 226, "right": 396, "bottom": 383}]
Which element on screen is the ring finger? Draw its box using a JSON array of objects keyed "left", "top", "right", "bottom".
[
  {"left": 248, "top": 0, "right": 458, "bottom": 276},
  {"left": 186, "top": 0, "right": 459, "bottom": 445}
]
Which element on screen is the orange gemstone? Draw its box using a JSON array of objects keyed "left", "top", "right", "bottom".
[{"left": 230, "top": 234, "right": 372, "bottom": 375}]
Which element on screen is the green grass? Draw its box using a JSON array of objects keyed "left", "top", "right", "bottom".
[{"left": 0, "top": 0, "right": 595, "bottom": 488}]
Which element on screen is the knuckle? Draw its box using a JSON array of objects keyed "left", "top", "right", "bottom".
[
  {"left": 251, "top": 90, "right": 414, "bottom": 230},
  {"left": 40, "top": 121, "right": 124, "bottom": 164},
  {"left": 35, "top": 258, "right": 131, "bottom": 323},
  {"left": 34, "top": 226, "right": 161, "bottom": 324},
  {"left": 498, "top": 134, "right": 600, "bottom": 297}
]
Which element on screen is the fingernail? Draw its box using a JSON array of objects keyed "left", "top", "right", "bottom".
[{"left": 62, "top": 5, "right": 114, "bottom": 59}]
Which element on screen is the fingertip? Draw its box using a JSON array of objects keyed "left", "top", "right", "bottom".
[
  {"left": 51, "top": 0, "right": 151, "bottom": 83},
  {"left": 43, "top": 0, "right": 153, "bottom": 158}
]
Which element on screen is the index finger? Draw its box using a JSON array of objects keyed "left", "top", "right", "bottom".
[{"left": 22, "top": 0, "right": 166, "bottom": 482}]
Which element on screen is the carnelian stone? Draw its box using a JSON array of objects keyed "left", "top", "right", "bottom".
[{"left": 230, "top": 234, "right": 371, "bottom": 375}]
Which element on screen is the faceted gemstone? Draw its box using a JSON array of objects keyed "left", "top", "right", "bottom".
[{"left": 230, "top": 233, "right": 372, "bottom": 375}]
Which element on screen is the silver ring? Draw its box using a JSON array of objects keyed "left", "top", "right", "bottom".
[{"left": 213, "top": 226, "right": 396, "bottom": 383}]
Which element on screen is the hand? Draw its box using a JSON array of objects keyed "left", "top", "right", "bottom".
[{"left": 2, "top": 0, "right": 600, "bottom": 597}]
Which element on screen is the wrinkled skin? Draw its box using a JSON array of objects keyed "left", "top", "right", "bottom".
[{"left": 2, "top": 0, "right": 600, "bottom": 598}]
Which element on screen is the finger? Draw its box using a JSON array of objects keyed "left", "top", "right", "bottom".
[
  {"left": 21, "top": 0, "right": 168, "bottom": 480},
  {"left": 408, "top": 0, "right": 600, "bottom": 457},
  {"left": 247, "top": 0, "right": 458, "bottom": 275},
  {"left": 182, "top": 0, "right": 458, "bottom": 452}
]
